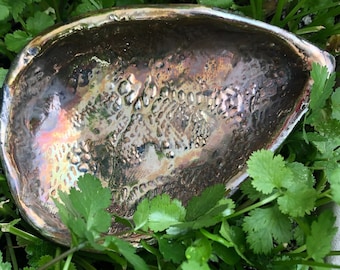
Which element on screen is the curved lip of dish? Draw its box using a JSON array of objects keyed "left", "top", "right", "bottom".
[{"left": 0, "top": 5, "right": 336, "bottom": 244}]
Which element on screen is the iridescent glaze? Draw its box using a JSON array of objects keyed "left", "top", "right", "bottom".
[{"left": 0, "top": 6, "right": 335, "bottom": 245}]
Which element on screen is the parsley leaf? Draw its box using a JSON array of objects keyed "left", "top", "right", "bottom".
[
  {"left": 243, "top": 206, "right": 292, "bottom": 254},
  {"left": 306, "top": 210, "right": 337, "bottom": 262},
  {"left": 247, "top": 150, "right": 292, "bottom": 194},
  {"left": 55, "top": 174, "right": 112, "bottom": 247}
]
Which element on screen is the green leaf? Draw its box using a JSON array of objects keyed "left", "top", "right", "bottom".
[
  {"left": 22, "top": 238, "right": 56, "bottom": 268},
  {"left": 26, "top": 11, "right": 55, "bottom": 36},
  {"left": 158, "top": 236, "right": 186, "bottom": 264},
  {"left": 0, "top": 250, "right": 11, "bottom": 270},
  {"left": 306, "top": 210, "right": 337, "bottom": 262},
  {"left": 55, "top": 174, "right": 112, "bottom": 247},
  {"left": 277, "top": 182, "right": 317, "bottom": 217},
  {"left": 72, "top": 0, "right": 100, "bottom": 16},
  {"left": 106, "top": 237, "right": 149, "bottom": 270},
  {"left": 0, "top": 4, "right": 10, "bottom": 21},
  {"left": 4, "top": 30, "right": 32, "bottom": 53},
  {"left": 331, "top": 87, "right": 340, "bottom": 121},
  {"left": 168, "top": 198, "right": 235, "bottom": 233},
  {"left": 116, "top": 0, "right": 143, "bottom": 6},
  {"left": 148, "top": 194, "right": 186, "bottom": 232},
  {"left": 192, "top": 198, "right": 235, "bottom": 229},
  {"left": 247, "top": 150, "right": 292, "bottom": 194},
  {"left": 329, "top": 167, "right": 340, "bottom": 204},
  {"left": 242, "top": 206, "right": 292, "bottom": 254},
  {"left": 0, "top": 68, "right": 8, "bottom": 87},
  {"left": 197, "top": 0, "right": 234, "bottom": 9},
  {"left": 185, "top": 184, "right": 226, "bottom": 221},
  {"left": 6, "top": 0, "right": 26, "bottom": 22},
  {"left": 102, "top": 0, "right": 116, "bottom": 8},
  {"left": 277, "top": 162, "right": 317, "bottom": 217},
  {"left": 307, "top": 63, "right": 335, "bottom": 124},
  {"left": 185, "top": 237, "right": 212, "bottom": 264},
  {"left": 240, "top": 179, "right": 266, "bottom": 201},
  {"left": 133, "top": 198, "right": 149, "bottom": 231},
  {"left": 181, "top": 260, "right": 210, "bottom": 270},
  {"left": 212, "top": 242, "right": 240, "bottom": 266},
  {"left": 220, "top": 221, "right": 250, "bottom": 264}
]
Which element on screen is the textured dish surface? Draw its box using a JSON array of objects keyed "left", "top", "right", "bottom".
[{"left": 1, "top": 6, "right": 332, "bottom": 244}]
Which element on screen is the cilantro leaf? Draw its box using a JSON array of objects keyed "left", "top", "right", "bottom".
[
  {"left": 331, "top": 87, "right": 340, "bottom": 121},
  {"left": 242, "top": 206, "right": 292, "bottom": 254},
  {"left": 168, "top": 198, "right": 235, "bottom": 233},
  {"left": 148, "top": 195, "right": 186, "bottom": 232},
  {"left": 72, "top": 0, "right": 100, "bottom": 16},
  {"left": 0, "top": 250, "right": 11, "bottom": 270},
  {"left": 6, "top": 0, "right": 26, "bottom": 22},
  {"left": 306, "top": 63, "right": 336, "bottom": 124},
  {"left": 0, "top": 4, "right": 10, "bottom": 21},
  {"left": 181, "top": 260, "right": 210, "bottom": 270},
  {"left": 105, "top": 237, "right": 149, "bottom": 270},
  {"left": 220, "top": 220, "right": 250, "bottom": 264},
  {"left": 26, "top": 11, "right": 55, "bottom": 36},
  {"left": 185, "top": 237, "right": 212, "bottom": 264},
  {"left": 185, "top": 184, "right": 226, "bottom": 221},
  {"left": 0, "top": 68, "right": 8, "bottom": 88},
  {"left": 133, "top": 198, "right": 149, "bottom": 231},
  {"left": 197, "top": 0, "right": 234, "bottom": 9},
  {"left": 306, "top": 210, "right": 337, "bottom": 262},
  {"left": 277, "top": 182, "right": 317, "bottom": 217},
  {"left": 4, "top": 30, "right": 32, "bottom": 53},
  {"left": 157, "top": 236, "right": 186, "bottom": 264},
  {"left": 247, "top": 150, "right": 292, "bottom": 194},
  {"left": 240, "top": 179, "right": 267, "bottom": 201},
  {"left": 55, "top": 174, "right": 112, "bottom": 247},
  {"left": 277, "top": 162, "right": 317, "bottom": 217},
  {"left": 329, "top": 167, "right": 340, "bottom": 204}
]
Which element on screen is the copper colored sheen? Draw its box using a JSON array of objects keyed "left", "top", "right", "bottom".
[{"left": 0, "top": 6, "right": 335, "bottom": 245}]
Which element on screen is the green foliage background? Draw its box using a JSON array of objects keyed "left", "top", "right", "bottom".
[{"left": 0, "top": 0, "right": 339, "bottom": 269}]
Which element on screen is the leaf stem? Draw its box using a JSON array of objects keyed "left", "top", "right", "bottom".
[
  {"left": 63, "top": 253, "right": 73, "bottom": 270},
  {"left": 273, "top": 259, "right": 340, "bottom": 268},
  {"left": 55, "top": 247, "right": 61, "bottom": 270},
  {"left": 227, "top": 193, "right": 281, "bottom": 219},
  {"left": 288, "top": 244, "right": 306, "bottom": 254},
  {"left": 270, "top": 0, "right": 286, "bottom": 25},
  {"left": 0, "top": 221, "right": 40, "bottom": 243},
  {"left": 5, "top": 233, "right": 18, "bottom": 270},
  {"left": 38, "top": 242, "right": 87, "bottom": 270}
]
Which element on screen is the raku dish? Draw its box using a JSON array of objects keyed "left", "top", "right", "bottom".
[{"left": 0, "top": 6, "right": 335, "bottom": 245}]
